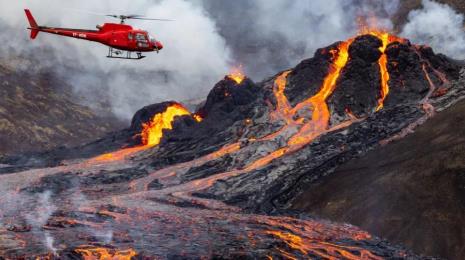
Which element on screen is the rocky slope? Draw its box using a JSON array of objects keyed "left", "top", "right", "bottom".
[
  {"left": 0, "top": 60, "right": 123, "bottom": 156},
  {"left": 1, "top": 32, "right": 464, "bottom": 259},
  {"left": 291, "top": 97, "right": 465, "bottom": 260}
]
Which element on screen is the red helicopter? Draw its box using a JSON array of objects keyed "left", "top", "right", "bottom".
[{"left": 24, "top": 9, "right": 171, "bottom": 60}]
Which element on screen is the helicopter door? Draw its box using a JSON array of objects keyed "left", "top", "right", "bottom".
[{"left": 128, "top": 32, "right": 136, "bottom": 48}]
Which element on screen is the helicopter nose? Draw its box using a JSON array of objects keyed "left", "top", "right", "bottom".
[{"left": 155, "top": 41, "right": 163, "bottom": 50}]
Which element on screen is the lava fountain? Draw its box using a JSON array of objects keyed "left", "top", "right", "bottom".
[
  {"left": 227, "top": 66, "right": 246, "bottom": 84},
  {"left": 90, "top": 103, "right": 198, "bottom": 163}
]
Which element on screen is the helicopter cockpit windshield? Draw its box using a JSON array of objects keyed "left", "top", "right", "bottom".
[{"left": 149, "top": 35, "right": 157, "bottom": 44}]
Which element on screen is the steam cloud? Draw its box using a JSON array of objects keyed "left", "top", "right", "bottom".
[
  {"left": 401, "top": 0, "right": 465, "bottom": 59},
  {"left": 24, "top": 191, "right": 58, "bottom": 255},
  {"left": 200, "top": 0, "right": 399, "bottom": 79},
  {"left": 0, "top": 0, "right": 463, "bottom": 120}
]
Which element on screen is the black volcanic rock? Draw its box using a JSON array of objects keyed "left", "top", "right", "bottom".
[
  {"left": 197, "top": 77, "right": 261, "bottom": 121},
  {"left": 329, "top": 35, "right": 384, "bottom": 118},
  {"left": 291, "top": 98, "right": 465, "bottom": 260},
  {"left": 349, "top": 35, "right": 383, "bottom": 62},
  {"left": 384, "top": 41, "right": 434, "bottom": 106},
  {"left": 284, "top": 42, "right": 338, "bottom": 106}
]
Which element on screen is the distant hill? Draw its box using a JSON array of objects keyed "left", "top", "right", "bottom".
[{"left": 0, "top": 60, "right": 123, "bottom": 155}]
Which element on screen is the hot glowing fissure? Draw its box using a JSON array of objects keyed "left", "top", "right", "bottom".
[
  {"left": 90, "top": 103, "right": 201, "bottom": 163},
  {"left": 75, "top": 247, "right": 137, "bottom": 260},
  {"left": 228, "top": 66, "right": 246, "bottom": 84},
  {"left": 140, "top": 104, "right": 191, "bottom": 147},
  {"left": 367, "top": 31, "right": 406, "bottom": 111}
]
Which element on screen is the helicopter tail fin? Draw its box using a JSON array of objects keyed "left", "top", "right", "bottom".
[{"left": 25, "top": 9, "right": 40, "bottom": 39}]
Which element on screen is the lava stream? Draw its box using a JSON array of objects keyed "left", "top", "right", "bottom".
[
  {"left": 75, "top": 247, "right": 137, "bottom": 260},
  {"left": 368, "top": 32, "right": 405, "bottom": 111},
  {"left": 141, "top": 104, "right": 191, "bottom": 147},
  {"left": 288, "top": 40, "right": 352, "bottom": 146},
  {"left": 90, "top": 103, "right": 198, "bottom": 163}
]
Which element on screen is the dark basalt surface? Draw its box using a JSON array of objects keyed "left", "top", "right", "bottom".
[
  {"left": 284, "top": 42, "right": 337, "bottom": 106},
  {"left": 1, "top": 34, "right": 464, "bottom": 259},
  {"left": 329, "top": 35, "right": 383, "bottom": 118},
  {"left": 291, "top": 98, "right": 465, "bottom": 260}
]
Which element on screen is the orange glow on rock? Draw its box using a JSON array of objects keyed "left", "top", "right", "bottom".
[
  {"left": 288, "top": 40, "right": 352, "bottom": 146},
  {"left": 227, "top": 66, "right": 246, "bottom": 84},
  {"left": 89, "top": 103, "right": 199, "bottom": 163},
  {"left": 366, "top": 31, "right": 405, "bottom": 111},
  {"left": 358, "top": 21, "right": 406, "bottom": 111},
  {"left": 193, "top": 114, "right": 203, "bottom": 122},
  {"left": 75, "top": 247, "right": 136, "bottom": 260},
  {"left": 141, "top": 104, "right": 191, "bottom": 147}
]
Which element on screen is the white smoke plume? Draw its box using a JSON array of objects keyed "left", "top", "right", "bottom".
[
  {"left": 25, "top": 191, "right": 57, "bottom": 228},
  {"left": 200, "top": 0, "right": 399, "bottom": 79},
  {"left": 45, "top": 231, "right": 58, "bottom": 256},
  {"left": 401, "top": 0, "right": 465, "bottom": 59},
  {"left": 23, "top": 191, "right": 58, "bottom": 255},
  {"left": 70, "top": 187, "right": 114, "bottom": 244},
  {"left": 0, "top": 0, "right": 232, "bottom": 119}
]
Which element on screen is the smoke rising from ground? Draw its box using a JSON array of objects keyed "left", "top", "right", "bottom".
[
  {"left": 0, "top": 0, "right": 464, "bottom": 120},
  {"left": 401, "top": 0, "right": 465, "bottom": 59}
]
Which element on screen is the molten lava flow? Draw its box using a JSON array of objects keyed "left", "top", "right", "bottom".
[
  {"left": 376, "top": 32, "right": 391, "bottom": 111},
  {"left": 89, "top": 104, "right": 197, "bottom": 163},
  {"left": 288, "top": 40, "right": 352, "bottom": 146},
  {"left": 363, "top": 30, "right": 406, "bottom": 111},
  {"left": 89, "top": 146, "right": 148, "bottom": 163},
  {"left": 75, "top": 247, "right": 136, "bottom": 260},
  {"left": 141, "top": 104, "right": 191, "bottom": 147},
  {"left": 193, "top": 114, "right": 203, "bottom": 122},
  {"left": 227, "top": 66, "right": 246, "bottom": 84},
  {"left": 271, "top": 71, "right": 293, "bottom": 123},
  {"left": 266, "top": 231, "right": 384, "bottom": 260}
]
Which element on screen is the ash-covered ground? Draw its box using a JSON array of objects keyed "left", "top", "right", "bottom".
[{"left": 1, "top": 32, "right": 464, "bottom": 259}]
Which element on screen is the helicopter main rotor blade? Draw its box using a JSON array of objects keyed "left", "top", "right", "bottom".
[
  {"left": 63, "top": 8, "right": 174, "bottom": 22},
  {"left": 129, "top": 17, "right": 175, "bottom": 21},
  {"left": 126, "top": 15, "right": 145, "bottom": 18}
]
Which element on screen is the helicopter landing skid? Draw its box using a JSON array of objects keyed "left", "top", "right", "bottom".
[{"left": 107, "top": 48, "right": 146, "bottom": 60}]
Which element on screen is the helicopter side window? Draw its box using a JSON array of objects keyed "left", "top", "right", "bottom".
[
  {"left": 135, "top": 33, "right": 147, "bottom": 42},
  {"left": 128, "top": 33, "right": 133, "bottom": 40}
]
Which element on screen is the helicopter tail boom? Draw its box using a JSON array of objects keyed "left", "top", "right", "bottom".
[{"left": 25, "top": 9, "right": 40, "bottom": 39}]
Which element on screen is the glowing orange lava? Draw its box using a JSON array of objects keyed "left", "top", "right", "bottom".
[
  {"left": 228, "top": 66, "right": 246, "bottom": 84},
  {"left": 288, "top": 40, "right": 352, "bottom": 146},
  {"left": 75, "top": 247, "right": 136, "bottom": 260},
  {"left": 358, "top": 23, "right": 405, "bottom": 111},
  {"left": 90, "top": 104, "right": 197, "bottom": 163},
  {"left": 193, "top": 114, "right": 203, "bottom": 122},
  {"left": 90, "top": 146, "right": 148, "bottom": 163},
  {"left": 141, "top": 104, "right": 191, "bottom": 147},
  {"left": 267, "top": 231, "right": 383, "bottom": 260}
]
